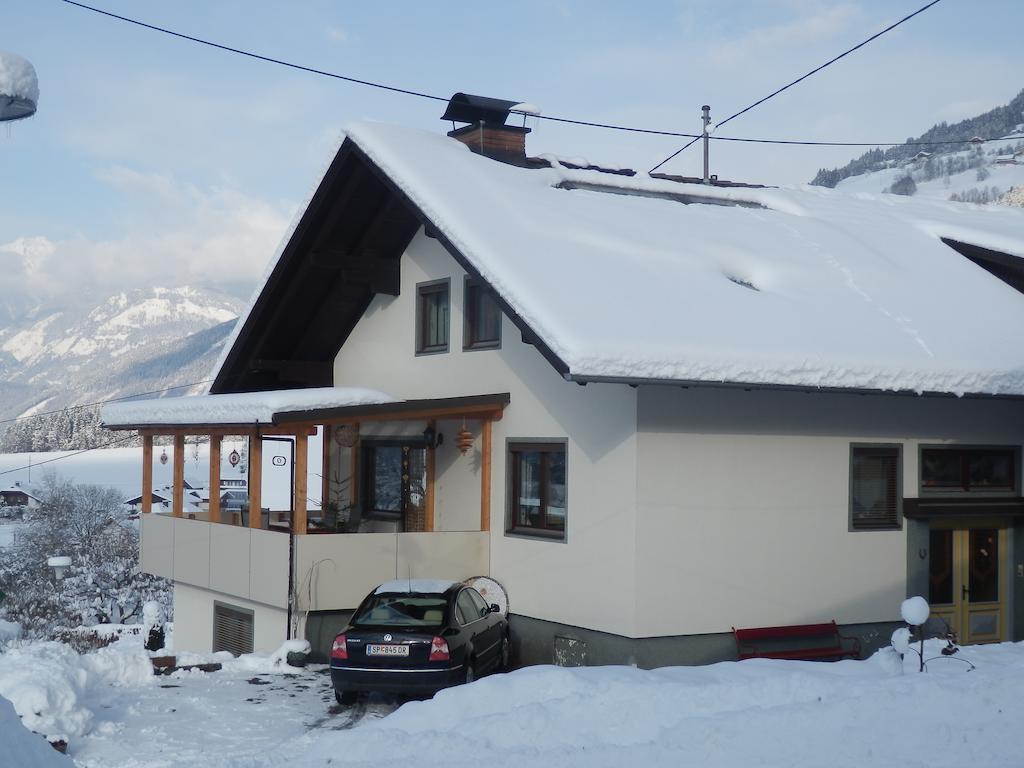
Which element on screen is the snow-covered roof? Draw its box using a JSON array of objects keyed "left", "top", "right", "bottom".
[
  {"left": 101, "top": 386, "right": 395, "bottom": 428},
  {"left": 216, "top": 121, "right": 1024, "bottom": 397},
  {"left": 0, "top": 485, "right": 41, "bottom": 501}
]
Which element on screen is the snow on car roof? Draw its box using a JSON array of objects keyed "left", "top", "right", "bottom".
[{"left": 374, "top": 579, "right": 461, "bottom": 596}]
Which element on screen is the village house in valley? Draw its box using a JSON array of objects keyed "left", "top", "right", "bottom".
[{"left": 103, "top": 94, "right": 1024, "bottom": 666}]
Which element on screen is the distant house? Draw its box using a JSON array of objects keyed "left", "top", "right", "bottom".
[
  {"left": 0, "top": 483, "right": 41, "bottom": 510},
  {"left": 124, "top": 491, "right": 172, "bottom": 513},
  {"left": 104, "top": 94, "right": 1024, "bottom": 666}
]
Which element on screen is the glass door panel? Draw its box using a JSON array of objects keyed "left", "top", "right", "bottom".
[{"left": 928, "top": 524, "right": 1006, "bottom": 645}]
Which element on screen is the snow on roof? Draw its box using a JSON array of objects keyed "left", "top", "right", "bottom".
[
  {"left": 375, "top": 579, "right": 461, "bottom": 595},
  {"left": 0, "top": 485, "right": 40, "bottom": 501},
  {"left": 217, "top": 121, "right": 1024, "bottom": 397},
  {"left": 0, "top": 51, "right": 39, "bottom": 102},
  {"left": 101, "top": 387, "right": 395, "bottom": 428}
]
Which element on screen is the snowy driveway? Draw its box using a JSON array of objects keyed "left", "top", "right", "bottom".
[{"left": 69, "top": 665, "right": 398, "bottom": 768}]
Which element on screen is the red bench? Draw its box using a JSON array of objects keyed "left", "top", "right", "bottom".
[{"left": 733, "top": 621, "right": 861, "bottom": 661}]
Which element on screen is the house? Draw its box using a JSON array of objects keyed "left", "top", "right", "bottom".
[
  {"left": 0, "top": 483, "right": 41, "bottom": 511},
  {"left": 103, "top": 94, "right": 1024, "bottom": 666},
  {"left": 124, "top": 490, "right": 172, "bottom": 513}
]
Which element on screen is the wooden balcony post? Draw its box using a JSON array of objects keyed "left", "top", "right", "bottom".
[
  {"left": 249, "top": 431, "right": 262, "bottom": 529},
  {"left": 480, "top": 419, "right": 492, "bottom": 532},
  {"left": 321, "top": 425, "right": 332, "bottom": 514},
  {"left": 209, "top": 434, "right": 222, "bottom": 524},
  {"left": 294, "top": 433, "right": 308, "bottom": 535},
  {"left": 172, "top": 433, "right": 185, "bottom": 518},
  {"left": 141, "top": 434, "right": 153, "bottom": 514}
]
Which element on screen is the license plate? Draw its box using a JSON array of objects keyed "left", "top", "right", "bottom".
[{"left": 366, "top": 644, "right": 409, "bottom": 657}]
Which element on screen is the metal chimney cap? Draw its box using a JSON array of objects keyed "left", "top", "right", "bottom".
[{"left": 441, "top": 92, "right": 521, "bottom": 126}]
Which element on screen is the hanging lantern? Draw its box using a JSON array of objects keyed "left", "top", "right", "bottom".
[
  {"left": 228, "top": 449, "right": 241, "bottom": 468},
  {"left": 334, "top": 423, "right": 360, "bottom": 448},
  {"left": 159, "top": 448, "right": 168, "bottom": 465},
  {"left": 456, "top": 422, "right": 474, "bottom": 455}
]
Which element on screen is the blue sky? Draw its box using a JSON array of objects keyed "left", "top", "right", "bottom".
[{"left": 3, "top": 0, "right": 1024, "bottom": 300}]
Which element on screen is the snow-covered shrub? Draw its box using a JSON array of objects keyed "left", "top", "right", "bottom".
[
  {"left": 0, "top": 474, "right": 171, "bottom": 638},
  {"left": 886, "top": 175, "right": 917, "bottom": 196}
]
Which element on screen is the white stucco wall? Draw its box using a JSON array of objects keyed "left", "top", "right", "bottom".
[
  {"left": 334, "top": 231, "right": 639, "bottom": 636},
  {"left": 634, "top": 386, "right": 1024, "bottom": 637},
  {"left": 172, "top": 582, "right": 288, "bottom": 654}
]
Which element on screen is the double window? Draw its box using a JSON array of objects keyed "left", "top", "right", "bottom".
[
  {"left": 507, "top": 441, "right": 567, "bottom": 540},
  {"left": 415, "top": 276, "right": 503, "bottom": 355},
  {"left": 849, "top": 444, "right": 902, "bottom": 531},
  {"left": 920, "top": 447, "right": 1017, "bottom": 494}
]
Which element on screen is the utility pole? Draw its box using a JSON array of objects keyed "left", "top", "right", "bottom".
[{"left": 702, "top": 105, "right": 712, "bottom": 184}]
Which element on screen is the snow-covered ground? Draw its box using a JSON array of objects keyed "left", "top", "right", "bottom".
[
  {"left": 1, "top": 630, "right": 1023, "bottom": 767},
  {"left": 0, "top": 520, "right": 24, "bottom": 549}
]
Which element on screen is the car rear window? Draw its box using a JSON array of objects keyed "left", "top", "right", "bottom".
[{"left": 352, "top": 595, "right": 448, "bottom": 627}]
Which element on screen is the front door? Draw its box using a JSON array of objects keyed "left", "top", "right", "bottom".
[{"left": 928, "top": 523, "right": 1007, "bottom": 644}]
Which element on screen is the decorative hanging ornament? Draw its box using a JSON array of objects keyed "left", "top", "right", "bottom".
[
  {"left": 228, "top": 449, "right": 241, "bottom": 468},
  {"left": 456, "top": 420, "right": 474, "bottom": 455},
  {"left": 334, "top": 423, "right": 360, "bottom": 448},
  {"left": 159, "top": 448, "right": 168, "bottom": 465}
]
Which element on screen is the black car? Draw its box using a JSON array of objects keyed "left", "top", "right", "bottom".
[{"left": 330, "top": 580, "right": 510, "bottom": 704}]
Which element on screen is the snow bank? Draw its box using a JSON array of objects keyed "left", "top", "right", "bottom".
[
  {"left": 0, "top": 51, "right": 39, "bottom": 103},
  {"left": 298, "top": 642, "right": 1024, "bottom": 767},
  {"left": 102, "top": 386, "right": 395, "bottom": 427},
  {"left": 0, "top": 694, "right": 71, "bottom": 767},
  {"left": 0, "top": 641, "right": 153, "bottom": 739},
  {"left": 0, "top": 618, "right": 21, "bottom": 643}
]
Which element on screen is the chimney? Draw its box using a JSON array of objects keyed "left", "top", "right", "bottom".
[{"left": 442, "top": 93, "right": 531, "bottom": 163}]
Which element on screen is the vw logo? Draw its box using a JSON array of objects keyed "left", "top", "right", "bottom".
[{"left": 383, "top": 633, "right": 392, "bottom": 642}]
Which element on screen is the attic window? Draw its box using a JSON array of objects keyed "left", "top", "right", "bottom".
[
  {"left": 416, "top": 279, "right": 450, "bottom": 355},
  {"left": 727, "top": 275, "right": 759, "bottom": 291}
]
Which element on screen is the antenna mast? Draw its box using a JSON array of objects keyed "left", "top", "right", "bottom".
[{"left": 702, "top": 105, "right": 712, "bottom": 184}]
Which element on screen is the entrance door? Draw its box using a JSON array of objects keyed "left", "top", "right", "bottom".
[{"left": 928, "top": 524, "right": 1007, "bottom": 644}]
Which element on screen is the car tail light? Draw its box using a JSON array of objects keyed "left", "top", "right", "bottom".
[
  {"left": 429, "top": 636, "right": 450, "bottom": 661},
  {"left": 331, "top": 634, "right": 348, "bottom": 660}
]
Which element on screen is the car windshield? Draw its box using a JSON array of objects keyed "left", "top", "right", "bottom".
[{"left": 352, "top": 595, "right": 448, "bottom": 627}]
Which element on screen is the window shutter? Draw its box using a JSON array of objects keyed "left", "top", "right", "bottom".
[
  {"left": 213, "top": 603, "right": 254, "bottom": 656},
  {"left": 851, "top": 446, "right": 901, "bottom": 530}
]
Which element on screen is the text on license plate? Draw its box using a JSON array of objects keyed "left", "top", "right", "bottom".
[{"left": 366, "top": 644, "right": 409, "bottom": 657}]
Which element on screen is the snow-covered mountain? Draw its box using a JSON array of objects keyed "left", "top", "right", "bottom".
[{"left": 0, "top": 286, "right": 242, "bottom": 422}]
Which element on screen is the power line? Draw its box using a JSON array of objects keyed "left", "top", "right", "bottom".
[
  {"left": 61, "top": 0, "right": 1001, "bottom": 152},
  {"left": 0, "top": 433, "right": 138, "bottom": 478},
  {"left": 0, "top": 379, "right": 215, "bottom": 428},
  {"left": 648, "top": 0, "right": 944, "bottom": 173}
]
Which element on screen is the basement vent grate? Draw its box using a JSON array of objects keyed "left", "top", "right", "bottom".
[{"left": 213, "top": 602, "right": 254, "bottom": 656}]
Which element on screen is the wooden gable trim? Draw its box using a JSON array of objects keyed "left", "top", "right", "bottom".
[{"left": 212, "top": 138, "right": 570, "bottom": 397}]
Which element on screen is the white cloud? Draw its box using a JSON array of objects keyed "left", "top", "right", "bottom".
[
  {"left": 0, "top": 236, "right": 56, "bottom": 276},
  {"left": 5, "top": 170, "right": 295, "bottom": 301},
  {"left": 326, "top": 25, "right": 348, "bottom": 43}
]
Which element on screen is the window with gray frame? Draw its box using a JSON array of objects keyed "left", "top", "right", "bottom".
[
  {"left": 849, "top": 444, "right": 902, "bottom": 531},
  {"left": 920, "top": 446, "right": 1018, "bottom": 494},
  {"left": 507, "top": 441, "right": 567, "bottom": 540},
  {"left": 463, "top": 276, "right": 501, "bottom": 350},
  {"left": 416, "top": 279, "right": 449, "bottom": 354}
]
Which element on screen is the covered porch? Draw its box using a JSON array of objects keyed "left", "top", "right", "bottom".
[{"left": 103, "top": 388, "right": 507, "bottom": 647}]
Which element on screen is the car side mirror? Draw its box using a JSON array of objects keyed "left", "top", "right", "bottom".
[{"left": 490, "top": 603, "right": 500, "bottom": 613}]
